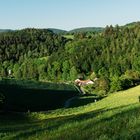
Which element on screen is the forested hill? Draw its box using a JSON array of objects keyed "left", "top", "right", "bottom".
[
  {"left": 0, "top": 28, "right": 66, "bottom": 62},
  {"left": 124, "top": 22, "right": 140, "bottom": 28},
  {"left": 46, "top": 22, "right": 140, "bottom": 93},
  {"left": 1, "top": 22, "right": 140, "bottom": 94}
]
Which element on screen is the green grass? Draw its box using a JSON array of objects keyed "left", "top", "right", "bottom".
[
  {"left": 63, "top": 35, "right": 74, "bottom": 39},
  {"left": 1, "top": 85, "right": 140, "bottom": 139}
]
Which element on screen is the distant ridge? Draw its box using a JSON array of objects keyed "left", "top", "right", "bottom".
[
  {"left": 1, "top": 21, "right": 140, "bottom": 34},
  {"left": 68, "top": 27, "right": 104, "bottom": 33},
  {"left": 48, "top": 27, "right": 104, "bottom": 34},
  {"left": 0, "top": 29, "right": 13, "bottom": 33},
  {"left": 47, "top": 28, "right": 67, "bottom": 34}
]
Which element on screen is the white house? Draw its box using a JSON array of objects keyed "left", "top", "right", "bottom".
[{"left": 75, "top": 79, "right": 94, "bottom": 86}]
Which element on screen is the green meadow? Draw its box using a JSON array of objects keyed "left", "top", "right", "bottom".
[{"left": 1, "top": 82, "right": 140, "bottom": 140}]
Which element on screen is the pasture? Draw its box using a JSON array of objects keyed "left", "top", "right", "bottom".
[{"left": 1, "top": 80, "right": 140, "bottom": 139}]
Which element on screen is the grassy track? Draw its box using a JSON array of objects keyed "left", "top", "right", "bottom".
[{"left": 1, "top": 85, "right": 140, "bottom": 139}]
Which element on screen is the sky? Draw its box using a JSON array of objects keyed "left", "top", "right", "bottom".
[{"left": 0, "top": 0, "right": 140, "bottom": 30}]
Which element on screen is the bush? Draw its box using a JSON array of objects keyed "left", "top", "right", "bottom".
[
  {"left": 110, "top": 76, "right": 123, "bottom": 92},
  {"left": 110, "top": 76, "right": 134, "bottom": 93},
  {"left": 121, "top": 78, "right": 133, "bottom": 89}
]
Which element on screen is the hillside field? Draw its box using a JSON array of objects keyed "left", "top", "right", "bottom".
[{"left": 1, "top": 84, "right": 140, "bottom": 139}]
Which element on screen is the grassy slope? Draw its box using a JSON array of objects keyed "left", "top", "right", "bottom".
[{"left": 1, "top": 85, "right": 140, "bottom": 140}]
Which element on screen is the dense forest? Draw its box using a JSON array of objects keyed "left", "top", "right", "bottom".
[{"left": 1, "top": 22, "right": 140, "bottom": 95}]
